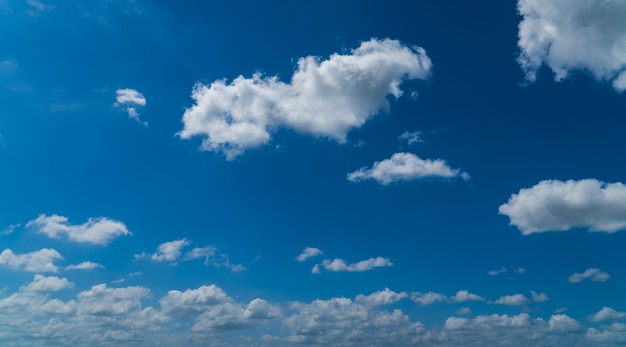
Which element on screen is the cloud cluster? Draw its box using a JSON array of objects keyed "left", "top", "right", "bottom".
[
  {"left": 568, "top": 268, "right": 610, "bottom": 283},
  {"left": 0, "top": 248, "right": 63, "bottom": 272},
  {"left": 347, "top": 152, "right": 469, "bottom": 185},
  {"left": 517, "top": 0, "right": 626, "bottom": 91},
  {"left": 499, "top": 179, "right": 626, "bottom": 234},
  {"left": 178, "top": 38, "right": 432, "bottom": 159},
  {"left": 27, "top": 214, "right": 130, "bottom": 245},
  {"left": 411, "top": 290, "right": 485, "bottom": 306},
  {"left": 491, "top": 291, "right": 549, "bottom": 306}
]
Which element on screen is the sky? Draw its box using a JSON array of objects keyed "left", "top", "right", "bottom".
[{"left": 1, "top": 0, "right": 626, "bottom": 346}]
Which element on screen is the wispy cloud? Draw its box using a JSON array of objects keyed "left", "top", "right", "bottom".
[
  {"left": 114, "top": 88, "right": 148, "bottom": 126},
  {"left": 568, "top": 268, "right": 610, "bottom": 283}
]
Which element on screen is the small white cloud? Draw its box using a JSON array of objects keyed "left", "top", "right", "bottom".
[
  {"left": 515, "top": 267, "right": 527, "bottom": 274},
  {"left": 0, "top": 248, "right": 62, "bottom": 273},
  {"left": 114, "top": 88, "right": 147, "bottom": 126},
  {"left": 183, "top": 245, "right": 245, "bottom": 272},
  {"left": 450, "top": 290, "right": 485, "bottom": 303},
  {"left": 488, "top": 267, "right": 507, "bottom": 276},
  {"left": 295, "top": 247, "right": 323, "bottom": 262},
  {"left": 27, "top": 214, "right": 130, "bottom": 246},
  {"left": 410, "top": 291, "right": 446, "bottom": 306},
  {"left": 568, "top": 268, "right": 610, "bottom": 283},
  {"left": 398, "top": 130, "right": 423, "bottom": 145},
  {"left": 517, "top": 0, "right": 626, "bottom": 92},
  {"left": 499, "top": 179, "right": 626, "bottom": 234},
  {"left": 178, "top": 38, "right": 432, "bottom": 159},
  {"left": 588, "top": 307, "right": 626, "bottom": 322},
  {"left": 347, "top": 152, "right": 469, "bottom": 185},
  {"left": 65, "top": 261, "right": 103, "bottom": 271},
  {"left": 150, "top": 239, "right": 190, "bottom": 262},
  {"left": 311, "top": 264, "right": 320, "bottom": 274},
  {"left": 456, "top": 307, "right": 471, "bottom": 315},
  {"left": 22, "top": 274, "right": 74, "bottom": 292},
  {"left": 317, "top": 257, "right": 393, "bottom": 273},
  {"left": 492, "top": 294, "right": 530, "bottom": 306},
  {"left": 1, "top": 223, "right": 19, "bottom": 235},
  {"left": 531, "top": 291, "right": 549, "bottom": 303},
  {"left": 355, "top": 288, "right": 407, "bottom": 306}
]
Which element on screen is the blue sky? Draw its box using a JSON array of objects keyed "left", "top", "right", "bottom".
[{"left": 1, "top": 0, "right": 626, "bottom": 346}]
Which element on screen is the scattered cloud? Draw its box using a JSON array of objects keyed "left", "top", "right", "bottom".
[
  {"left": 347, "top": 152, "right": 470, "bottom": 185},
  {"left": 27, "top": 214, "right": 131, "bottom": 246},
  {"left": 568, "top": 268, "right": 610, "bottom": 283},
  {"left": 410, "top": 290, "right": 484, "bottom": 306},
  {"left": 142, "top": 239, "right": 190, "bottom": 263},
  {"left": 178, "top": 38, "right": 432, "bottom": 159},
  {"left": 0, "top": 248, "right": 62, "bottom": 272},
  {"left": 491, "top": 291, "right": 550, "bottom": 306},
  {"left": 499, "top": 179, "right": 626, "bottom": 234},
  {"left": 0, "top": 223, "right": 19, "bottom": 235},
  {"left": 517, "top": 0, "right": 626, "bottom": 91},
  {"left": 22, "top": 274, "right": 74, "bottom": 292},
  {"left": 588, "top": 307, "right": 626, "bottom": 322},
  {"left": 65, "top": 261, "right": 103, "bottom": 271},
  {"left": 114, "top": 88, "right": 147, "bottom": 126},
  {"left": 315, "top": 257, "right": 393, "bottom": 273},
  {"left": 295, "top": 247, "right": 323, "bottom": 262},
  {"left": 488, "top": 267, "right": 507, "bottom": 276},
  {"left": 457, "top": 307, "right": 471, "bottom": 315},
  {"left": 398, "top": 130, "right": 423, "bottom": 145},
  {"left": 411, "top": 291, "right": 447, "bottom": 306},
  {"left": 0, "top": 58, "right": 17, "bottom": 76},
  {"left": 26, "top": 0, "right": 53, "bottom": 16},
  {"left": 515, "top": 267, "right": 527, "bottom": 274},
  {"left": 355, "top": 288, "right": 408, "bottom": 306},
  {"left": 184, "top": 246, "right": 246, "bottom": 272}
]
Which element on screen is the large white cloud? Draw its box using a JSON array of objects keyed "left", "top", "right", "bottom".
[
  {"left": 178, "top": 38, "right": 432, "bottom": 159},
  {"left": 569, "top": 268, "right": 611, "bottom": 283},
  {"left": 0, "top": 248, "right": 62, "bottom": 272},
  {"left": 347, "top": 152, "right": 469, "bottom": 185},
  {"left": 499, "top": 179, "right": 626, "bottom": 234},
  {"left": 517, "top": 0, "right": 626, "bottom": 91},
  {"left": 27, "top": 214, "right": 131, "bottom": 245}
]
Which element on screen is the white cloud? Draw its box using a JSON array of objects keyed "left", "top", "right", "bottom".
[
  {"left": 77, "top": 284, "right": 149, "bottom": 316},
  {"left": 0, "top": 248, "right": 62, "bottom": 272},
  {"left": 347, "top": 152, "right": 470, "bottom": 185},
  {"left": 531, "top": 291, "right": 549, "bottom": 303},
  {"left": 586, "top": 323, "right": 626, "bottom": 344},
  {"left": 26, "top": 0, "right": 53, "bottom": 16},
  {"left": 488, "top": 267, "right": 507, "bottom": 276},
  {"left": 568, "top": 268, "right": 610, "bottom": 283},
  {"left": 499, "top": 179, "right": 626, "bottom": 234},
  {"left": 65, "top": 261, "right": 103, "bottom": 271},
  {"left": 588, "top": 307, "right": 626, "bottom": 322},
  {"left": 22, "top": 274, "right": 74, "bottom": 292},
  {"left": 27, "top": 214, "right": 130, "bottom": 245},
  {"left": 515, "top": 267, "right": 527, "bottom": 274},
  {"left": 1, "top": 223, "right": 19, "bottom": 235},
  {"left": 457, "top": 307, "right": 472, "bottom": 315},
  {"left": 451, "top": 290, "right": 485, "bottom": 303},
  {"left": 284, "top": 296, "right": 426, "bottom": 346},
  {"left": 411, "top": 291, "right": 446, "bottom": 306},
  {"left": 517, "top": 0, "right": 626, "bottom": 92},
  {"left": 355, "top": 288, "right": 407, "bottom": 306},
  {"left": 410, "top": 290, "right": 483, "bottom": 306},
  {"left": 317, "top": 257, "right": 393, "bottom": 273},
  {"left": 183, "top": 246, "right": 246, "bottom": 271},
  {"left": 159, "top": 285, "right": 231, "bottom": 319},
  {"left": 295, "top": 247, "right": 323, "bottom": 262},
  {"left": 149, "top": 239, "right": 190, "bottom": 262},
  {"left": 398, "top": 130, "right": 423, "bottom": 145},
  {"left": 493, "top": 294, "right": 529, "bottom": 306},
  {"left": 114, "top": 88, "right": 147, "bottom": 126},
  {"left": 549, "top": 314, "right": 581, "bottom": 332},
  {"left": 178, "top": 38, "right": 432, "bottom": 159}
]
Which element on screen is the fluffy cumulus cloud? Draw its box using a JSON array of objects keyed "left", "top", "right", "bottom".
[
  {"left": 0, "top": 248, "right": 62, "bottom": 272},
  {"left": 588, "top": 307, "right": 626, "bottom": 322},
  {"left": 499, "top": 179, "right": 626, "bottom": 234},
  {"left": 295, "top": 247, "right": 323, "bottom": 262},
  {"left": 569, "top": 268, "right": 611, "bottom": 283},
  {"left": 21, "top": 274, "right": 74, "bottom": 292},
  {"left": 517, "top": 0, "right": 626, "bottom": 91},
  {"left": 114, "top": 88, "right": 147, "bottom": 126},
  {"left": 347, "top": 152, "right": 469, "bottom": 185},
  {"left": 492, "top": 291, "right": 549, "bottom": 306},
  {"left": 178, "top": 38, "right": 432, "bottom": 159},
  {"left": 27, "top": 214, "right": 130, "bottom": 245},
  {"left": 313, "top": 257, "right": 393, "bottom": 273}
]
